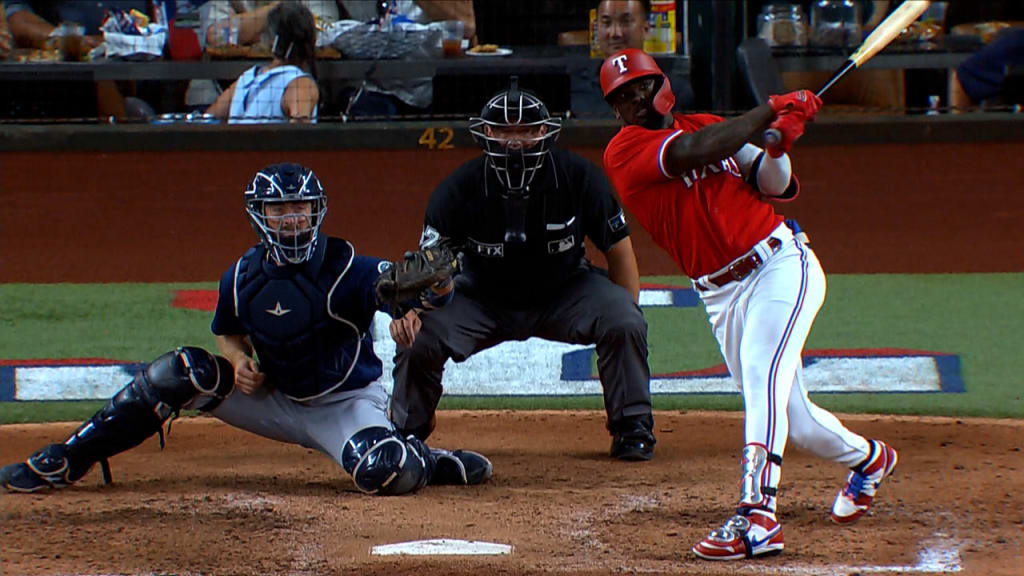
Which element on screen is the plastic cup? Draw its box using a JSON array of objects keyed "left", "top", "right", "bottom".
[
  {"left": 212, "top": 18, "right": 240, "bottom": 46},
  {"left": 441, "top": 20, "right": 464, "bottom": 57}
]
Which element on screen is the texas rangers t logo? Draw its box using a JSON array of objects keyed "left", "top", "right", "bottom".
[{"left": 611, "top": 54, "right": 628, "bottom": 74}]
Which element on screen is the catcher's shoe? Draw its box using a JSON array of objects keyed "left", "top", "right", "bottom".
[
  {"left": 831, "top": 439, "right": 898, "bottom": 524},
  {"left": 692, "top": 507, "right": 784, "bottom": 561},
  {"left": 429, "top": 449, "right": 493, "bottom": 486},
  {"left": 0, "top": 462, "right": 61, "bottom": 493},
  {"left": 1, "top": 444, "right": 79, "bottom": 493}
]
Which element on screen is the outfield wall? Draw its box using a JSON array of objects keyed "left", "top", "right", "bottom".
[{"left": 1, "top": 116, "right": 1022, "bottom": 283}]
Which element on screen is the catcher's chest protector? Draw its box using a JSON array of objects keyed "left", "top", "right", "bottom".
[{"left": 234, "top": 240, "right": 374, "bottom": 399}]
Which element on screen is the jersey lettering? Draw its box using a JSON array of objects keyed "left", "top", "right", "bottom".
[
  {"left": 681, "top": 157, "right": 743, "bottom": 189},
  {"left": 469, "top": 238, "right": 504, "bottom": 258}
]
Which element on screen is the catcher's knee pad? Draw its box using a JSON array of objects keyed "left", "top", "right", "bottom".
[
  {"left": 341, "top": 427, "right": 432, "bottom": 496},
  {"left": 144, "top": 346, "right": 235, "bottom": 414}
]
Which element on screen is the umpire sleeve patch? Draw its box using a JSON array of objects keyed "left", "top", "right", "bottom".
[{"left": 608, "top": 211, "right": 627, "bottom": 233}]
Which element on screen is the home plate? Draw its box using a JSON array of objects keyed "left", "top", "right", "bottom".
[{"left": 371, "top": 538, "right": 513, "bottom": 556}]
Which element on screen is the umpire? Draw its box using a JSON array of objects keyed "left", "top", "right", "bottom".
[{"left": 390, "top": 79, "right": 656, "bottom": 461}]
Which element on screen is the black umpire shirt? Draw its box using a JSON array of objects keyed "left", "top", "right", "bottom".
[{"left": 422, "top": 146, "right": 630, "bottom": 307}]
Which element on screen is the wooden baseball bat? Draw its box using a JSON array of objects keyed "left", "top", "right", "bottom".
[{"left": 764, "top": 0, "right": 931, "bottom": 145}]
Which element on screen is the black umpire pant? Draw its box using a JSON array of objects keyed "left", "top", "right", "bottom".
[{"left": 390, "top": 268, "right": 653, "bottom": 439}]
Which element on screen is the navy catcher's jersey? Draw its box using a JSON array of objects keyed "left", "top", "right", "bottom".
[
  {"left": 211, "top": 235, "right": 388, "bottom": 401},
  {"left": 423, "top": 146, "right": 630, "bottom": 306}
]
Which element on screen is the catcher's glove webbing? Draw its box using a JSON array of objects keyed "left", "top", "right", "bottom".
[{"left": 375, "top": 246, "right": 457, "bottom": 314}]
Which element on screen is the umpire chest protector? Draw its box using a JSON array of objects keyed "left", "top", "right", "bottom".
[
  {"left": 435, "top": 147, "right": 628, "bottom": 305},
  {"left": 233, "top": 236, "right": 382, "bottom": 401}
]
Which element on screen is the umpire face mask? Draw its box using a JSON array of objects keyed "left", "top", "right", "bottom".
[{"left": 470, "top": 84, "right": 562, "bottom": 243}]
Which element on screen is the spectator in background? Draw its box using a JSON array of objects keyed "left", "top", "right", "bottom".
[
  {"left": 201, "top": 0, "right": 338, "bottom": 50},
  {"left": 4, "top": 0, "right": 149, "bottom": 52},
  {"left": 596, "top": 0, "right": 649, "bottom": 56},
  {"left": 4, "top": 0, "right": 157, "bottom": 119},
  {"left": 206, "top": 2, "right": 320, "bottom": 123},
  {"left": 331, "top": 0, "right": 475, "bottom": 119},
  {"left": 188, "top": 1, "right": 337, "bottom": 111},
  {"left": 950, "top": 28, "right": 1024, "bottom": 111},
  {"left": 0, "top": 1, "right": 12, "bottom": 60},
  {"left": 572, "top": 0, "right": 693, "bottom": 119}
]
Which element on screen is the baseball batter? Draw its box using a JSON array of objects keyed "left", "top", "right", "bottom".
[
  {"left": 0, "top": 163, "right": 490, "bottom": 495},
  {"left": 599, "top": 49, "right": 898, "bottom": 560}
]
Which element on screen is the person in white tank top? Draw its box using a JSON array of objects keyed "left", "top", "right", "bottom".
[{"left": 206, "top": 2, "right": 319, "bottom": 124}]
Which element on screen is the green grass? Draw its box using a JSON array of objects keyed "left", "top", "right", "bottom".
[{"left": 2, "top": 274, "right": 1022, "bottom": 424}]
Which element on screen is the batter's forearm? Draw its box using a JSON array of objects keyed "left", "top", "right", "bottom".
[{"left": 664, "top": 104, "right": 775, "bottom": 174}]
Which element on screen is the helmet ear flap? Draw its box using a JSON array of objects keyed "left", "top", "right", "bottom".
[{"left": 652, "top": 74, "right": 675, "bottom": 115}]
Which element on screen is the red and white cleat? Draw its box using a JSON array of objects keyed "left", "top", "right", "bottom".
[
  {"left": 831, "top": 439, "right": 898, "bottom": 524},
  {"left": 692, "top": 507, "right": 784, "bottom": 561}
]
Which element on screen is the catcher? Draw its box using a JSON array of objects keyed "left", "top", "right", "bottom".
[{"left": 0, "top": 162, "right": 491, "bottom": 495}]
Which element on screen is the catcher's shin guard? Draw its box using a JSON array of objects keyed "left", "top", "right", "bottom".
[
  {"left": 341, "top": 427, "right": 434, "bottom": 496},
  {"left": 16, "top": 347, "right": 233, "bottom": 489}
]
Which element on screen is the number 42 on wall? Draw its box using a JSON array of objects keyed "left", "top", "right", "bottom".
[{"left": 418, "top": 127, "right": 455, "bottom": 150}]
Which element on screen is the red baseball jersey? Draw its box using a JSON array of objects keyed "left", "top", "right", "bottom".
[{"left": 603, "top": 112, "right": 787, "bottom": 278}]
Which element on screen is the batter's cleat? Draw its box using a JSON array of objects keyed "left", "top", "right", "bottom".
[
  {"left": 0, "top": 462, "right": 61, "bottom": 493},
  {"left": 692, "top": 507, "right": 784, "bottom": 561},
  {"left": 831, "top": 439, "right": 898, "bottom": 524},
  {"left": 429, "top": 449, "right": 493, "bottom": 486},
  {"left": 609, "top": 416, "right": 656, "bottom": 461}
]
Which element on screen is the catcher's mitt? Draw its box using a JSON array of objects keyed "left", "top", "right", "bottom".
[{"left": 375, "top": 246, "right": 457, "bottom": 309}]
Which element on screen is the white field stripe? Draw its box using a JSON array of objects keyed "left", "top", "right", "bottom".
[
  {"left": 728, "top": 534, "right": 962, "bottom": 575},
  {"left": 638, "top": 289, "right": 674, "bottom": 306},
  {"left": 16, "top": 366, "right": 135, "bottom": 400},
  {"left": 11, "top": 315, "right": 945, "bottom": 401}
]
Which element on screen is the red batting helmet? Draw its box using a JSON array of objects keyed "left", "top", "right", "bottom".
[{"left": 600, "top": 48, "right": 675, "bottom": 115}]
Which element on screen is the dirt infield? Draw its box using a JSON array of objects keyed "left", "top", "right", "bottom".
[{"left": 1, "top": 411, "right": 1022, "bottom": 575}]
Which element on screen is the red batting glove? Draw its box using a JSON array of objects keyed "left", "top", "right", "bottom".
[
  {"left": 765, "top": 112, "right": 809, "bottom": 158},
  {"left": 768, "top": 90, "right": 822, "bottom": 121}
]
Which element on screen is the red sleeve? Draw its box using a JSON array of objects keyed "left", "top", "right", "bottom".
[
  {"left": 602, "top": 113, "right": 729, "bottom": 197},
  {"left": 602, "top": 126, "right": 680, "bottom": 198}
]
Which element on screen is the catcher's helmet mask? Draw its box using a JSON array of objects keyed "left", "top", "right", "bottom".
[
  {"left": 245, "top": 163, "right": 328, "bottom": 265},
  {"left": 469, "top": 77, "right": 562, "bottom": 197}
]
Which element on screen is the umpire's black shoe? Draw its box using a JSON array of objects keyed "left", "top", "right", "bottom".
[
  {"left": 610, "top": 417, "right": 657, "bottom": 461},
  {"left": 429, "top": 448, "right": 493, "bottom": 485}
]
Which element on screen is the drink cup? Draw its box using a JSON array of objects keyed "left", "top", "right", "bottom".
[{"left": 441, "top": 20, "right": 464, "bottom": 57}]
